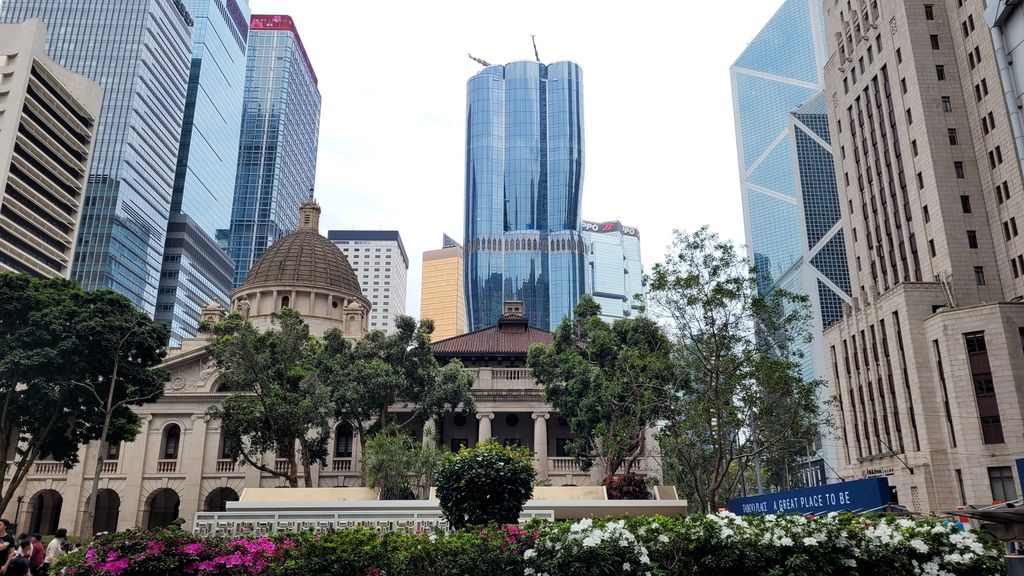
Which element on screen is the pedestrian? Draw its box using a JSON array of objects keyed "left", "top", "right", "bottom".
[
  {"left": 0, "top": 535, "right": 17, "bottom": 574},
  {"left": 41, "top": 529, "right": 66, "bottom": 575},
  {"left": 27, "top": 536, "right": 43, "bottom": 576},
  {"left": 0, "top": 520, "right": 9, "bottom": 537},
  {"left": 0, "top": 539, "right": 30, "bottom": 576},
  {"left": 16, "top": 541, "right": 32, "bottom": 576}
]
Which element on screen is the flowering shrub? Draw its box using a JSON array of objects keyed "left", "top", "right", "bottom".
[
  {"left": 59, "top": 525, "right": 292, "bottom": 576},
  {"left": 602, "top": 473, "right": 650, "bottom": 500},
  {"left": 58, "top": 513, "right": 1003, "bottom": 576}
]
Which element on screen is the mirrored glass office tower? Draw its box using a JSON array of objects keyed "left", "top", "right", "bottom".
[
  {"left": 157, "top": 0, "right": 250, "bottom": 346},
  {"left": 228, "top": 14, "right": 321, "bottom": 288},
  {"left": 0, "top": 0, "right": 195, "bottom": 314},
  {"left": 464, "top": 61, "right": 586, "bottom": 331},
  {"left": 732, "top": 0, "right": 851, "bottom": 487}
]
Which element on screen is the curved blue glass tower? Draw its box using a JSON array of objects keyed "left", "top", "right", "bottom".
[{"left": 464, "top": 61, "right": 586, "bottom": 331}]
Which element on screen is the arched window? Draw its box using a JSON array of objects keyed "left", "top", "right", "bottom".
[
  {"left": 27, "top": 490, "right": 62, "bottom": 535},
  {"left": 93, "top": 489, "right": 120, "bottom": 535},
  {"left": 281, "top": 295, "right": 290, "bottom": 308},
  {"left": 161, "top": 424, "right": 181, "bottom": 460},
  {"left": 203, "top": 487, "right": 239, "bottom": 512},
  {"left": 145, "top": 488, "right": 180, "bottom": 530},
  {"left": 334, "top": 423, "right": 353, "bottom": 458}
]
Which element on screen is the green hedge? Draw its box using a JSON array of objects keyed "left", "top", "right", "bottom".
[{"left": 58, "top": 513, "right": 1004, "bottom": 576}]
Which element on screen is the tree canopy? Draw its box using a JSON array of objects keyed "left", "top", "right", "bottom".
[
  {"left": 325, "top": 315, "right": 475, "bottom": 443},
  {"left": 208, "top": 311, "right": 475, "bottom": 488},
  {"left": 0, "top": 272, "right": 168, "bottom": 513},
  {"left": 207, "top": 308, "right": 333, "bottom": 487},
  {"left": 528, "top": 295, "right": 675, "bottom": 476},
  {"left": 645, "top": 227, "right": 822, "bottom": 511}
]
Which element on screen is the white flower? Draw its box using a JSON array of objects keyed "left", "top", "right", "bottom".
[
  {"left": 778, "top": 537, "right": 794, "bottom": 547},
  {"left": 524, "top": 569, "right": 535, "bottom": 576},
  {"left": 622, "top": 562, "right": 631, "bottom": 571},
  {"left": 802, "top": 537, "right": 818, "bottom": 546},
  {"left": 523, "top": 549, "right": 536, "bottom": 560},
  {"left": 897, "top": 518, "right": 914, "bottom": 528},
  {"left": 428, "top": 533, "right": 437, "bottom": 543},
  {"left": 720, "top": 528, "right": 734, "bottom": 539},
  {"left": 570, "top": 518, "right": 593, "bottom": 532},
  {"left": 582, "top": 536, "right": 599, "bottom": 548},
  {"left": 842, "top": 558, "right": 857, "bottom": 567},
  {"left": 639, "top": 554, "right": 650, "bottom": 565},
  {"left": 909, "top": 538, "right": 928, "bottom": 554},
  {"left": 657, "top": 535, "right": 669, "bottom": 543}
]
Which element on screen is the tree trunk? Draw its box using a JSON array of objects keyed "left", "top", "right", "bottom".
[
  {"left": 86, "top": 356, "right": 120, "bottom": 534},
  {"left": 298, "top": 438, "right": 313, "bottom": 488}
]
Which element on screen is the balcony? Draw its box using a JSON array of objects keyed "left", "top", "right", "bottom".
[
  {"left": 33, "top": 461, "right": 66, "bottom": 477},
  {"left": 101, "top": 460, "right": 118, "bottom": 474},
  {"left": 548, "top": 457, "right": 583, "bottom": 473},
  {"left": 274, "top": 459, "right": 293, "bottom": 474},
  {"left": 471, "top": 368, "right": 539, "bottom": 391},
  {"left": 332, "top": 458, "right": 353, "bottom": 472},
  {"left": 156, "top": 460, "right": 177, "bottom": 474},
  {"left": 215, "top": 459, "right": 236, "bottom": 473}
]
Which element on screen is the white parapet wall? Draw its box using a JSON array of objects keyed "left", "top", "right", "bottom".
[{"left": 192, "top": 487, "right": 689, "bottom": 536}]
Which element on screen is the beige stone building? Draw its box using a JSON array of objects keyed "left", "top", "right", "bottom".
[
  {"left": 0, "top": 19, "right": 102, "bottom": 278},
  {"left": 822, "top": 0, "right": 1024, "bottom": 513},
  {"left": 0, "top": 201, "right": 625, "bottom": 537},
  {"left": 420, "top": 234, "right": 466, "bottom": 341}
]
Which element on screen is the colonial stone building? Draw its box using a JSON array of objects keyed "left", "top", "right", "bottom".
[{"left": 0, "top": 201, "right": 639, "bottom": 537}]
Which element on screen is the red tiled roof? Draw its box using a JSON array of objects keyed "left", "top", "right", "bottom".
[{"left": 431, "top": 323, "right": 552, "bottom": 356}]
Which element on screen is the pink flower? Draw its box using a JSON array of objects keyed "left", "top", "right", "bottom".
[
  {"left": 181, "top": 542, "right": 204, "bottom": 555},
  {"left": 100, "top": 558, "right": 130, "bottom": 576},
  {"left": 146, "top": 541, "right": 165, "bottom": 555}
]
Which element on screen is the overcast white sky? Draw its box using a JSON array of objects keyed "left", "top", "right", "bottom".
[{"left": 250, "top": 0, "right": 785, "bottom": 317}]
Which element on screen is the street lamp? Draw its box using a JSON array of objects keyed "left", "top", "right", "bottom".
[{"left": 13, "top": 495, "right": 24, "bottom": 533}]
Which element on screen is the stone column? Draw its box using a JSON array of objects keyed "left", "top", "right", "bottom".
[
  {"left": 121, "top": 415, "right": 152, "bottom": 530},
  {"left": 476, "top": 413, "right": 494, "bottom": 443},
  {"left": 422, "top": 417, "right": 437, "bottom": 449},
  {"left": 532, "top": 412, "right": 550, "bottom": 480},
  {"left": 179, "top": 415, "right": 209, "bottom": 524}
]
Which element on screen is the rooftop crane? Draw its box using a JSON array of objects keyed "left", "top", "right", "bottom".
[{"left": 467, "top": 53, "right": 491, "bottom": 67}]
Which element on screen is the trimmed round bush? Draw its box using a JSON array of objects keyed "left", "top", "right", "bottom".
[{"left": 434, "top": 439, "right": 537, "bottom": 530}]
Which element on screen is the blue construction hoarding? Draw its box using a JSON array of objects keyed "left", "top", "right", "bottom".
[{"left": 728, "top": 478, "right": 892, "bottom": 515}]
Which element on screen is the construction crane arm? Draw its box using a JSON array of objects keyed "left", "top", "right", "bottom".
[{"left": 467, "top": 53, "right": 491, "bottom": 67}]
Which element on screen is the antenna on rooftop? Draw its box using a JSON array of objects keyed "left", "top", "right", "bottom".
[
  {"left": 531, "top": 35, "right": 541, "bottom": 62},
  {"left": 467, "top": 53, "right": 491, "bottom": 67}
]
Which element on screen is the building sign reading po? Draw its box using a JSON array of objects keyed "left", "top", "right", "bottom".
[{"left": 582, "top": 221, "right": 640, "bottom": 238}]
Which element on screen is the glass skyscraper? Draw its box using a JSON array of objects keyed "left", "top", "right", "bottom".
[
  {"left": 227, "top": 14, "right": 321, "bottom": 288},
  {"left": 156, "top": 0, "right": 250, "bottom": 346},
  {"left": 731, "top": 0, "right": 851, "bottom": 487},
  {"left": 0, "top": 0, "right": 195, "bottom": 315},
  {"left": 581, "top": 220, "right": 642, "bottom": 323},
  {"left": 464, "top": 61, "right": 586, "bottom": 331}
]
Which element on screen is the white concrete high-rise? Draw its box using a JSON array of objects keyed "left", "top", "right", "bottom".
[
  {"left": 0, "top": 19, "right": 102, "bottom": 279},
  {"left": 328, "top": 230, "right": 408, "bottom": 333}
]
